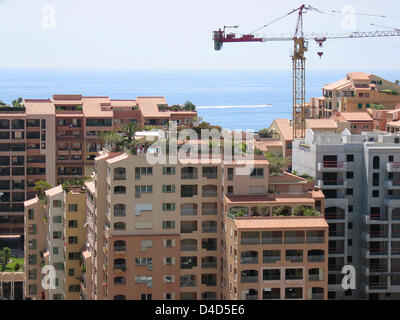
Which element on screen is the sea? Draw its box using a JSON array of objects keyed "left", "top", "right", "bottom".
[{"left": 0, "top": 69, "right": 398, "bottom": 131}]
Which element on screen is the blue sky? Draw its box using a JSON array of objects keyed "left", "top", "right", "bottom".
[{"left": 0, "top": 0, "right": 399, "bottom": 70}]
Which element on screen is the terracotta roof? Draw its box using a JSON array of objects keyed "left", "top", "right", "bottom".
[
  {"left": 387, "top": 121, "right": 400, "bottom": 128},
  {"left": 306, "top": 119, "right": 337, "bottom": 130},
  {"left": 24, "top": 196, "right": 39, "bottom": 207},
  {"left": 25, "top": 100, "right": 55, "bottom": 115},
  {"left": 268, "top": 172, "right": 307, "bottom": 184},
  {"left": 340, "top": 112, "right": 373, "bottom": 122},
  {"left": 254, "top": 139, "right": 282, "bottom": 151},
  {"left": 234, "top": 217, "right": 328, "bottom": 229},
  {"left": 348, "top": 72, "right": 370, "bottom": 81},
  {"left": 271, "top": 119, "right": 292, "bottom": 141},
  {"left": 82, "top": 97, "right": 113, "bottom": 118},
  {"left": 136, "top": 96, "right": 170, "bottom": 118},
  {"left": 45, "top": 185, "right": 63, "bottom": 197},
  {"left": 323, "top": 78, "right": 351, "bottom": 90},
  {"left": 106, "top": 153, "right": 129, "bottom": 164}
]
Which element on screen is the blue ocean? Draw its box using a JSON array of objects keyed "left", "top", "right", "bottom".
[{"left": 0, "top": 69, "right": 398, "bottom": 131}]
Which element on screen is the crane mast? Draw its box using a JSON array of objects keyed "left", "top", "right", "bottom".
[{"left": 212, "top": 4, "right": 400, "bottom": 139}]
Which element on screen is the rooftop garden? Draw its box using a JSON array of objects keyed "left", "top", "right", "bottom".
[
  {"left": 157, "top": 100, "right": 196, "bottom": 112},
  {"left": 265, "top": 152, "right": 289, "bottom": 175},
  {"left": 0, "top": 247, "right": 23, "bottom": 272},
  {"left": 370, "top": 103, "right": 386, "bottom": 110},
  {"left": 0, "top": 97, "right": 25, "bottom": 112},
  {"left": 379, "top": 89, "right": 399, "bottom": 95},
  {"left": 258, "top": 128, "right": 278, "bottom": 138},
  {"left": 228, "top": 205, "right": 321, "bottom": 218}
]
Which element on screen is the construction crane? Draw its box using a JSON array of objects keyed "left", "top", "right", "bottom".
[{"left": 213, "top": 4, "right": 400, "bottom": 139}]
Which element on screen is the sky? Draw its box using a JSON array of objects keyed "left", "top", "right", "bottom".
[{"left": 0, "top": 0, "right": 399, "bottom": 70}]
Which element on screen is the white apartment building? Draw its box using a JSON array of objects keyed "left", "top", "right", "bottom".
[{"left": 293, "top": 129, "right": 400, "bottom": 300}]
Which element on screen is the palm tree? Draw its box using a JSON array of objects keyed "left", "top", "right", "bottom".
[
  {"left": 98, "top": 131, "right": 124, "bottom": 151},
  {"left": 33, "top": 180, "right": 53, "bottom": 201},
  {"left": 118, "top": 122, "right": 140, "bottom": 144},
  {"left": 1, "top": 247, "right": 11, "bottom": 271},
  {"left": 395, "top": 80, "right": 400, "bottom": 85}
]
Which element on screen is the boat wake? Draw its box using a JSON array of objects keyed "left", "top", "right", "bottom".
[{"left": 196, "top": 104, "right": 272, "bottom": 109}]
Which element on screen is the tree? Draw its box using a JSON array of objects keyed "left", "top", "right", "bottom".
[
  {"left": 1, "top": 247, "right": 11, "bottom": 271},
  {"left": 184, "top": 100, "right": 196, "bottom": 111},
  {"left": 395, "top": 80, "right": 400, "bottom": 85},
  {"left": 34, "top": 180, "right": 53, "bottom": 201},
  {"left": 118, "top": 122, "right": 140, "bottom": 144},
  {"left": 12, "top": 97, "right": 23, "bottom": 108},
  {"left": 98, "top": 131, "right": 124, "bottom": 151},
  {"left": 265, "top": 152, "right": 289, "bottom": 175}
]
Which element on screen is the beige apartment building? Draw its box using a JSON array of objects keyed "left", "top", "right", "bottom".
[
  {"left": 1, "top": 95, "right": 196, "bottom": 238},
  {"left": 310, "top": 72, "right": 400, "bottom": 118},
  {"left": 23, "top": 184, "right": 87, "bottom": 300},
  {"left": 80, "top": 147, "right": 328, "bottom": 300}
]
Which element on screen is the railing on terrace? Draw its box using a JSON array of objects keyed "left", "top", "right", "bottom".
[
  {"left": 328, "top": 248, "right": 345, "bottom": 254},
  {"left": 368, "top": 265, "right": 387, "bottom": 272},
  {"left": 329, "top": 230, "right": 345, "bottom": 237},
  {"left": 370, "top": 213, "right": 388, "bottom": 221},
  {"left": 181, "top": 208, "right": 197, "bottom": 215},
  {"left": 308, "top": 274, "right": 323, "bottom": 281},
  {"left": 311, "top": 293, "right": 324, "bottom": 300},
  {"left": 307, "top": 236, "right": 325, "bottom": 244},
  {"left": 284, "top": 237, "right": 304, "bottom": 244},
  {"left": 262, "top": 237, "right": 282, "bottom": 244},
  {"left": 263, "top": 256, "right": 280, "bottom": 263},
  {"left": 328, "top": 264, "right": 342, "bottom": 271},
  {"left": 240, "top": 257, "right": 258, "bottom": 264},
  {"left": 392, "top": 248, "right": 400, "bottom": 255},
  {"left": 323, "top": 180, "right": 344, "bottom": 186},
  {"left": 322, "top": 161, "right": 346, "bottom": 168},
  {"left": 241, "top": 276, "right": 258, "bottom": 283},
  {"left": 367, "top": 248, "right": 388, "bottom": 255},
  {"left": 391, "top": 265, "right": 400, "bottom": 272},
  {"left": 392, "top": 231, "right": 400, "bottom": 238},
  {"left": 241, "top": 238, "right": 260, "bottom": 245},
  {"left": 389, "top": 162, "right": 400, "bottom": 170},
  {"left": 325, "top": 212, "right": 345, "bottom": 219},
  {"left": 369, "top": 230, "right": 387, "bottom": 238},
  {"left": 286, "top": 256, "right": 303, "bottom": 263},
  {"left": 368, "top": 282, "right": 387, "bottom": 289},
  {"left": 308, "top": 255, "right": 324, "bottom": 263}
]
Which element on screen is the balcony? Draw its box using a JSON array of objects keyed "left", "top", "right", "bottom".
[
  {"left": 387, "top": 162, "right": 400, "bottom": 172},
  {"left": 317, "top": 179, "right": 345, "bottom": 189},
  {"left": 364, "top": 213, "right": 388, "bottom": 224},
  {"left": 317, "top": 161, "right": 347, "bottom": 172},
  {"left": 363, "top": 230, "right": 388, "bottom": 241},
  {"left": 114, "top": 264, "right": 127, "bottom": 272},
  {"left": 385, "top": 180, "right": 400, "bottom": 190},
  {"left": 329, "top": 230, "right": 345, "bottom": 238},
  {"left": 363, "top": 248, "right": 388, "bottom": 258},
  {"left": 325, "top": 212, "right": 345, "bottom": 221},
  {"left": 311, "top": 292, "right": 324, "bottom": 300},
  {"left": 181, "top": 205, "right": 197, "bottom": 216}
]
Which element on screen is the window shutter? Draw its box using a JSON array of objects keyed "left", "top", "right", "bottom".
[{"left": 172, "top": 185, "right": 175, "bottom": 192}]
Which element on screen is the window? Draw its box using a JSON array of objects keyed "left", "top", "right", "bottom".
[
  {"left": 348, "top": 205, "right": 353, "bottom": 213},
  {"left": 141, "top": 294, "right": 152, "bottom": 300},
  {"left": 389, "top": 155, "right": 394, "bottom": 162},
  {"left": 164, "top": 239, "right": 175, "bottom": 248},
  {"left": 68, "top": 252, "right": 81, "bottom": 260},
  {"left": 346, "top": 172, "right": 354, "bottom": 179},
  {"left": 53, "top": 231, "right": 62, "bottom": 239},
  {"left": 68, "top": 236, "right": 78, "bottom": 244},
  {"left": 346, "top": 189, "right": 353, "bottom": 196},
  {"left": 68, "top": 204, "right": 78, "bottom": 212},
  {"left": 162, "top": 203, "right": 175, "bottom": 211},
  {"left": 250, "top": 168, "right": 264, "bottom": 178},
  {"left": 346, "top": 154, "right": 354, "bottom": 162},
  {"left": 69, "top": 285, "right": 80, "bottom": 292},
  {"left": 373, "top": 173, "right": 379, "bottom": 186},
  {"left": 372, "top": 190, "right": 379, "bottom": 198},
  {"left": 348, "top": 256, "right": 352, "bottom": 263},
  {"left": 28, "top": 209, "right": 34, "bottom": 220},
  {"left": 228, "top": 168, "right": 234, "bottom": 180},
  {"left": 53, "top": 200, "right": 62, "bottom": 208},
  {"left": 68, "top": 269, "right": 75, "bottom": 276},
  {"left": 227, "top": 186, "right": 233, "bottom": 195},
  {"left": 348, "top": 239, "right": 352, "bottom": 246},
  {"left": 163, "top": 167, "right": 175, "bottom": 175},
  {"left": 348, "top": 222, "right": 353, "bottom": 229},
  {"left": 163, "top": 221, "right": 176, "bottom": 229},
  {"left": 357, "top": 103, "right": 362, "bottom": 109},
  {"left": 373, "top": 156, "right": 380, "bottom": 169},
  {"left": 162, "top": 185, "right": 175, "bottom": 193},
  {"left": 53, "top": 247, "right": 59, "bottom": 255},
  {"left": 68, "top": 220, "right": 78, "bottom": 228},
  {"left": 53, "top": 216, "right": 62, "bottom": 223}
]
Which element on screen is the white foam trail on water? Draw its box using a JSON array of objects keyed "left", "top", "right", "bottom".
[{"left": 196, "top": 104, "right": 272, "bottom": 109}]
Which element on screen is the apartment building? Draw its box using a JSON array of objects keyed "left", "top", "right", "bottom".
[
  {"left": 81, "top": 146, "right": 328, "bottom": 300},
  {"left": 23, "top": 184, "right": 87, "bottom": 300},
  {"left": 293, "top": 128, "right": 400, "bottom": 300},
  {"left": 0, "top": 95, "right": 196, "bottom": 237},
  {"left": 310, "top": 72, "right": 400, "bottom": 118}
]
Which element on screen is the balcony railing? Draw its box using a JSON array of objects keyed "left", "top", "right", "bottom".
[
  {"left": 329, "top": 230, "right": 345, "bottom": 237},
  {"left": 240, "top": 257, "right": 258, "bottom": 264},
  {"left": 311, "top": 293, "right": 324, "bottom": 300},
  {"left": 392, "top": 248, "right": 400, "bottom": 255},
  {"left": 241, "top": 238, "right": 260, "bottom": 245},
  {"left": 367, "top": 248, "right": 388, "bottom": 255},
  {"left": 286, "top": 256, "right": 303, "bottom": 263},
  {"left": 329, "top": 248, "right": 345, "bottom": 254},
  {"left": 262, "top": 237, "right": 282, "bottom": 244},
  {"left": 368, "top": 282, "right": 387, "bottom": 289},
  {"left": 181, "top": 208, "right": 197, "bottom": 215},
  {"left": 307, "top": 236, "right": 325, "bottom": 244},
  {"left": 322, "top": 161, "right": 346, "bottom": 168},
  {"left": 328, "top": 264, "right": 342, "bottom": 271},
  {"left": 325, "top": 212, "right": 345, "bottom": 220},
  {"left": 369, "top": 230, "right": 387, "bottom": 238},
  {"left": 368, "top": 265, "right": 387, "bottom": 272},
  {"left": 114, "top": 174, "right": 126, "bottom": 180},
  {"left": 284, "top": 237, "right": 304, "bottom": 244},
  {"left": 181, "top": 173, "right": 198, "bottom": 179},
  {"left": 370, "top": 213, "right": 387, "bottom": 221},
  {"left": 241, "top": 276, "right": 258, "bottom": 283},
  {"left": 308, "top": 274, "right": 323, "bottom": 281},
  {"left": 114, "top": 264, "right": 127, "bottom": 271},
  {"left": 322, "top": 180, "right": 344, "bottom": 186},
  {"left": 263, "top": 256, "right": 280, "bottom": 263},
  {"left": 308, "top": 255, "right": 324, "bottom": 263}
]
